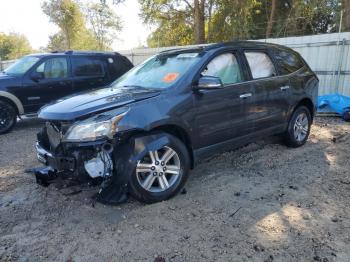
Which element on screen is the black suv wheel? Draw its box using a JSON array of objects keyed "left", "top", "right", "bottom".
[
  {"left": 0, "top": 100, "right": 17, "bottom": 134},
  {"left": 128, "top": 133, "right": 190, "bottom": 203},
  {"left": 285, "top": 106, "right": 312, "bottom": 148}
]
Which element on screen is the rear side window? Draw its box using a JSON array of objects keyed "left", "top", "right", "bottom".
[
  {"left": 107, "top": 56, "right": 132, "bottom": 79},
  {"left": 273, "top": 49, "right": 304, "bottom": 75},
  {"left": 202, "top": 53, "right": 242, "bottom": 85},
  {"left": 72, "top": 57, "right": 104, "bottom": 77},
  {"left": 244, "top": 52, "right": 276, "bottom": 79}
]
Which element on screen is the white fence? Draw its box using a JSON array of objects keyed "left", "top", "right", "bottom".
[
  {"left": 0, "top": 59, "right": 15, "bottom": 71},
  {"left": 1, "top": 32, "right": 349, "bottom": 96}
]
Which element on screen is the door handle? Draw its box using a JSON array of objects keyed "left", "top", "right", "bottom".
[
  {"left": 280, "top": 86, "right": 290, "bottom": 91},
  {"left": 239, "top": 93, "right": 252, "bottom": 99}
]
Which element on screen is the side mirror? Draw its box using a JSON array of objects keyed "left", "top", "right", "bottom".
[
  {"left": 31, "top": 72, "right": 44, "bottom": 82},
  {"left": 194, "top": 76, "right": 224, "bottom": 90}
]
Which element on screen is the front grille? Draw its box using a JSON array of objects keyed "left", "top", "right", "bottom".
[{"left": 46, "top": 122, "right": 62, "bottom": 149}]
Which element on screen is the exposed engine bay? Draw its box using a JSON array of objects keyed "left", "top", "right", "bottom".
[
  {"left": 33, "top": 121, "right": 128, "bottom": 204},
  {"left": 33, "top": 120, "right": 174, "bottom": 205}
]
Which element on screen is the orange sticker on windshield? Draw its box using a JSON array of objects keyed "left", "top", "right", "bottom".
[{"left": 163, "top": 73, "right": 179, "bottom": 83}]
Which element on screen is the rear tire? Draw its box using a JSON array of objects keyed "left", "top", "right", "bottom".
[
  {"left": 0, "top": 99, "right": 17, "bottom": 134},
  {"left": 128, "top": 133, "right": 190, "bottom": 204},
  {"left": 284, "top": 106, "right": 312, "bottom": 148}
]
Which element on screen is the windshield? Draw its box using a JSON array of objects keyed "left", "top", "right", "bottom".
[
  {"left": 112, "top": 52, "right": 202, "bottom": 89},
  {"left": 4, "top": 56, "right": 40, "bottom": 76}
]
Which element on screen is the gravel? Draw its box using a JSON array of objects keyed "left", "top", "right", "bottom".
[{"left": 0, "top": 117, "right": 350, "bottom": 262}]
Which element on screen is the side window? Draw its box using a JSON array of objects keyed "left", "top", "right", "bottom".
[
  {"left": 244, "top": 52, "right": 276, "bottom": 79},
  {"left": 201, "top": 53, "right": 243, "bottom": 85},
  {"left": 71, "top": 57, "right": 104, "bottom": 77},
  {"left": 108, "top": 56, "right": 133, "bottom": 78},
  {"left": 35, "top": 57, "right": 68, "bottom": 79},
  {"left": 107, "top": 57, "right": 124, "bottom": 78},
  {"left": 273, "top": 49, "right": 304, "bottom": 75}
]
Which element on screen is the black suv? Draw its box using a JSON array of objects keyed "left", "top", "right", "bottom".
[
  {"left": 35, "top": 41, "right": 318, "bottom": 204},
  {"left": 0, "top": 51, "right": 133, "bottom": 133}
]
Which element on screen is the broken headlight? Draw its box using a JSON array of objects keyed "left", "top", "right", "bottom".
[{"left": 64, "top": 108, "right": 129, "bottom": 142}]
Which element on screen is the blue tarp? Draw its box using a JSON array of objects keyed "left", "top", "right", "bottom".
[{"left": 318, "top": 94, "right": 350, "bottom": 117}]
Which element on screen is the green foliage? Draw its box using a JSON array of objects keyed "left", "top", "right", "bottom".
[
  {"left": 85, "top": 2, "right": 122, "bottom": 50},
  {"left": 147, "top": 19, "right": 194, "bottom": 47},
  {"left": 208, "top": 0, "right": 259, "bottom": 42},
  {"left": 43, "top": 0, "right": 119, "bottom": 51},
  {"left": 139, "top": 0, "right": 197, "bottom": 47},
  {"left": 140, "top": 0, "right": 344, "bottom": 47},
  {"left": 0, "top": 32, "right": 33, "bottom": 60},
  {"left": 285, "top": 0, "right": 342, "bottom": 36}
]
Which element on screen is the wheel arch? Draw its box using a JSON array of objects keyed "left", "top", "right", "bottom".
[
  {"left": 149, "top": 124, "right": 194, "bottom": 169},
  {"left": 292, "top": 97, "right": 315, "bottom": 121},
  {"left": 0, "top": 91, "right": 24, "bottom": 115}
]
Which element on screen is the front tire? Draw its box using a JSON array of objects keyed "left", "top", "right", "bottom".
[
  {"left": 0, "top": 100, "right": 17, "bottom": 134},
  {"left": 128, "top": 133, "right": 190, "bottom": 203},
  {"left": 284, "top": 106, "right": 312, "bottom": 148}
]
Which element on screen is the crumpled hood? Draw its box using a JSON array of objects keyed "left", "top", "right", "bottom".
[{"left": 38, "top": 86, "right": 161, "bottom": 121}]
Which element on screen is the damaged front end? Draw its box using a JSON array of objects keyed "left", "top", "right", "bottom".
[{"left": 34, "top": 108, "right": 131, "bottom": 204}]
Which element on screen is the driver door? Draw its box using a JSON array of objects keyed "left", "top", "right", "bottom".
[
  {"left": 193, "top": 51, "right": 252, "bottom": 149},
  {"left": 22, "top": 57, "right": 73, "bottom": 113}
]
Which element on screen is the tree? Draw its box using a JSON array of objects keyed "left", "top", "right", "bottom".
[
  {"left": 0, "top": 32, "right": 32, "bottom": 60},
  {"left": 139, "top": 0, "right": 207, "bottom": 45},
  {"left": 42, "top": 0, "right": 99, "bottom": 50},
  {"left": 140, "top": 0, "right": 343, "bottom": 47},
  {"left": 147, "top": 18, "right": 194, "bottom": 47},
  {"left": 266, "top": 0, "right": 277, "bottom": 38},
  {"left": 85, "top": 2, "right": 122, "bottom": 50},
  {"left": 208, "top": 0, "right": 260, "bottom": 42},
  {"left": 284, "top": 0, "right": 341, "bottom": 36},
  {"left": 344, "top": 0, "right": 350, "bottom": 31},
  {"left": 194, "top": 0, "right": 205, "bottom": 43}
]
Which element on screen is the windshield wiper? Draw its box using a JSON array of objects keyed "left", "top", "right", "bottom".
[
  {"left": 121, "top": 85, "right": 160, "bottom": 91},
  {"left": 122, "top": 85, "right": 147, "bottom": 89}
]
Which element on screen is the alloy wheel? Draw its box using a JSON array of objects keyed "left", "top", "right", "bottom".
[
  {"left": 293, "top": 112, "right": 309, "bottom": 142},
  {"left": 136, "top": 146, "right": 181, "bottom": 193},
  {"left": 0, "top": 102, "right": 15, "bottom": 133}
]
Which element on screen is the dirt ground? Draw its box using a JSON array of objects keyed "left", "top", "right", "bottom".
[{"left": 0, "top": 117, "right": 350, "bottom": 262}]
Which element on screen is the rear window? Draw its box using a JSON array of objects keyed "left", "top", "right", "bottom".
[
  {"left": 72, "top": 57, "right": 104, "bottom": 77},
  {"left": 273, "top": 49, "right": 304, "bottom": 75},
  {"left": 244, "top": 51, "right": 276, "bottom": 79}
]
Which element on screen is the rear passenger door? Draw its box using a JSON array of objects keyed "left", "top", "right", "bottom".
[
  {"left": 243, "top": 50, "right": 291, "bottom": 133},
  {"left": 71, "top": 56, "right": 109, "bottom": 93}
]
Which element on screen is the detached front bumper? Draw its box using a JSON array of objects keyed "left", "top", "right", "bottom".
[
  {"left": 33, "top": 126, "right": 132, "bottom": 204},
  {"left": 35, "top": 142, "right": 75, "bottom": 171}
]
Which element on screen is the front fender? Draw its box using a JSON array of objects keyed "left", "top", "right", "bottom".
[
  {"left": 96, "top": 132, "right": 172, "bottom": 205},
  {"left": 0, "top": 91, "right": 24, "bottom": 114}
]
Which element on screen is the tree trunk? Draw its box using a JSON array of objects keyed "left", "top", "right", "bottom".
[
  {"left": 266, "top": 0, "right": 277, "bottom": 38},
  {"left": 207, "top": 0, "right": 214, "bottom": 42},
  {"left": 194, "top": 0, "right": 205, "bottom": 44},
  {"left": 345, "top": 0, "right": 350, "bottom": 31}
]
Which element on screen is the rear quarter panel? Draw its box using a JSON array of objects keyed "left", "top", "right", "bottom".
[{"left": 289, "top": 67, "right": 319, "bottom": 116}]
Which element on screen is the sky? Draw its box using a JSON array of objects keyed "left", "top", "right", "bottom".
[{"left": 0, "top": 0, "right": 153, "bottom": 51}]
